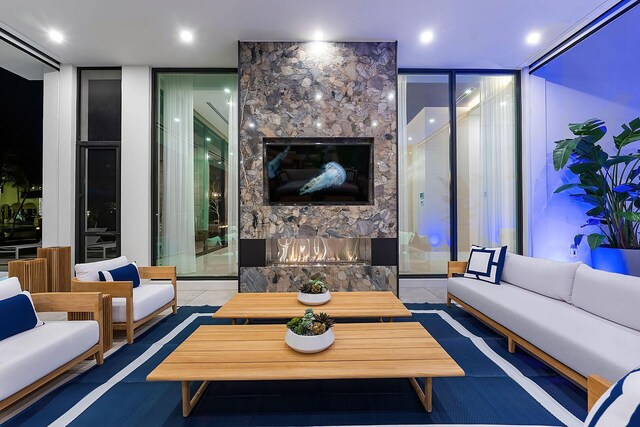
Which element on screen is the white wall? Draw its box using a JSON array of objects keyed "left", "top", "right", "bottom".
[
  {"left": 42, "top": 65, "right": 76, "bottom": 264},
  {"left": 121, "top": 66, "right": 152, "bottom": 265}
]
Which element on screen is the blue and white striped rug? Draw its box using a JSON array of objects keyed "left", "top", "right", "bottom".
[{"left": 4, "top": 304, "right": 587, "bottom": 426}]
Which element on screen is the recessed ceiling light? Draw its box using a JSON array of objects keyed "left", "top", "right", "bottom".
[
  {"left": 526, "top": 31, "right": 541, "bottom": 45},
  {"left": 372, "top": 121, "right": 378, "bottom": 127},
  {"left": 316, "top": 122, "right": 322, "bottom": 128},
  {"left": 387, "top": 93, "right": 394, "bottom": 101},
  {"left": 419, "top": 30, "right": 434, "bottom": 44},
  {"left": 408, "top": 137, "right": 413, "bottom": 141},
  {"left": 224, "top": 88, "right": 231, "bottom": 94},
  {"left": 315, "top": 92, "right": 322, "bottom": 101},
  {"left": 180, "top": 30, "right": 194, "bottom": 43},
  {"left": 206, "top": 137, "right": 211, "bottom": 141},
  {"left": 429, "top": 118, "right": 435, "bottom": 123},
  {"left": 48, "top": 29, "right": 64, "bottom": 44},
  {"left": 248, "top": 122, "right": 255, "bottom": 128}
]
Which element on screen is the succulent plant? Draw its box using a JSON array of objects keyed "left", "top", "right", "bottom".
[
  {"left": 299, "top": 279, "right": 328, "bottom": 294},
  {"left": 287, "top": 309, "right": 335, "bottom": 336}
]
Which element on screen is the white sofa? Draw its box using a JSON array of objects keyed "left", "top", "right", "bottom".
[
  {"left": 447, "top": 253, "right": 640, "bottom": 385},
  {"left": 72, "top": 256, "right": 177, "bottom": 344},
  {"left": 0, "top": 277, "right": 103, "bottom": 411}
]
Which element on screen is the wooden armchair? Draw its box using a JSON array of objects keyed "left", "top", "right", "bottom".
[
  {"left": 71, "top": 266, "right": 177, "bottom": 344},
  {"left": 0, "top": 292, "right": 104, "bottom": 411}
]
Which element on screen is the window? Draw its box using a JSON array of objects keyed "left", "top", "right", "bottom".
[
  {"left": 153, "top": 71, "right": 238, "bottom": 277},
  {"left": 398, "top": 71, "right": 521, "bottom": 275}
]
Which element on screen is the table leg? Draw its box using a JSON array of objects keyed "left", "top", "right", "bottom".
[
  {"left": 231, "top": 319, "right": 237, "bottom": 325},
  {"left": 409, "top": 377, "right": 432, "bottom": 412},
  {"left": 181, "top": 380, "right": 210, "bottom": 417}
]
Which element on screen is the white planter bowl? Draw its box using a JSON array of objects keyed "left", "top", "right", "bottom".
[
  {"left": 297, "top": 290, "right": 331, "bottom": 306},
  {"left": 285, "top": 328, "right": 335, "bottom": 353}
]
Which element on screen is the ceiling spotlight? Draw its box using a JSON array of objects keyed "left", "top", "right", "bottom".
[
  {"left": 315, "top": 92, "right": 322, "bottom": 101},
  {"left": 48, "top": 29, "right": 64, "bottom": 44},
  {"left": 248, "top": 122, "right": 255, "bottom": 128},
  {"left": 206, "top": 137, "right": 211, "bottom": 141},
  {"left": 526, "top": 31, "right": 541, "bottom": 45},
  {"left": 372, "top": 121, "right": 378, "bottom": 127},
  {"left": 408, "top": 137, "right": 413, "bottom": 141},
  {"left": 387, "top": 93, "right": 394, "bottom": 101},
  {"left": 316, "top": 122, "right": 322, "bottom": 128},
  {"left": 429, "top": 118, "right": 435, "bottom": 124},
  {"left": 180, "top": 30, "right": 194, "bottom": 43},
  {"left": 419, "top": 30, "right": 434, "bottom": 44},
  {"left": 224, "top": 88, "right": 231, "bottom": 94}
]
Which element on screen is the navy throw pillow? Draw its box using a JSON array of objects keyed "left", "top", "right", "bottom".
[
  {"left": 0, "top": 293, "right": 39, "bottom": 341},
  {"left": 98, "top": 262, "right": 141, "bottom": 288}
]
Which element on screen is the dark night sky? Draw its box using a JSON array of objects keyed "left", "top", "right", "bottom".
[{"left": 0, "top": 67, "right": 43, "bottom": 184}]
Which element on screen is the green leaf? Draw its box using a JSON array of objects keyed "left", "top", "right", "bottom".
[
  {"left": 613, "top": 117, "right": 640, "bottom": 150},
  {"left": 604, "top": 155, "right": 639, "bottom": 168},
  {"left": 574, "top": 234, "right": 584, "bottom": 247},
  {"left": 553, "top": 138, "right": 580, "bottom": 171},
  {"left": 554, "top": 183, "right": 579, "bottom": 193},
  {"left": 587, "top": 233, "right": 606, "bottom": 249},
  {"left": 570, "top": 194, "right": 603, "bottom": 207},
  {"left": 586, "top": 206, "right": 604, "bottom": 217},
  {"left": 616, "top": 211, "right": 640, "bottom": 222},
  {"left": 569, "top": 118, "right": 606, "bottom": 142},
  {"left": 568, "top": 160, "right": 599, "bottom": 175}
]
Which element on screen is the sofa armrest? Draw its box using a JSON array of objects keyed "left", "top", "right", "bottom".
[
  {"left": 32, "top": 292, "right": 103, "bottom": 314},
  {"left": 138, "top": 266, "right": 177, "bottom": 284},
  {"left": 447, "top": 261, "right": 468, "bottom": 278},
  {"left": 588, "top": 375, "right": 612, "bottom": 411},
  {"left": 71, "top": 278, "right": 134, "bottom": 298}
]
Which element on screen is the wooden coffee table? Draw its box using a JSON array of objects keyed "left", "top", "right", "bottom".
[
  {"left": 213, "top": 291, "right": 411, "bottom": 323},
  {"left": 147, "top": 322, "right": 464, "bottom": 416}
]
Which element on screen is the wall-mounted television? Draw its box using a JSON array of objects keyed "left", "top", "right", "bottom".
[{"left": 264, "top": 137, "right": 374, "bottom": 205}]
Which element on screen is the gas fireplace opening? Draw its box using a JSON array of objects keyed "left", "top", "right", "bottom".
[{"left": 266, "top": 238, "right": 371, "bottom": 266}]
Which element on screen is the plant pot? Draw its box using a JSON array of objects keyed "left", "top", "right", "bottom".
[
  {"left": 591, "top": 247, "right": 640, "bottom": 277},
  {"left": 285, "top": 328, "right": 335, "bottom": 353},
  {"left": 297, "top": 290, "right": 331, "bottom": 306}
]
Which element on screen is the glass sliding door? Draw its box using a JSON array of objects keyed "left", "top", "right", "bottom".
[
  {"left": 399, "top": 74, "right": 452, "bottom": 274},
  {"left": 455, "top": 74, "right": 518, "bottom": 259},
  {"left": 154, "top": 71, "right": 238, "bottom": 277},
  {"left": 398, "top": 70, "right": 520, "bottom": 276}
]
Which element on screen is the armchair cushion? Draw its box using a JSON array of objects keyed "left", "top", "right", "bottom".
[
  {"left": 0, "top": 320, "right": 99, "bottom": 401},
  {"left": 0, "top": 293, "right": 39, "bottom": 341},
  {"left": 75, "top": 256, "right": 129, "bottom": 282},
  {"left": 112, "top": 284, "right": 175, "bottom": 323},
  {"left": 0, "top": 277, "right": 22, "bottom": 300},
  {"left": 99, "top": 262, "right": 140, "bottom": 288}
]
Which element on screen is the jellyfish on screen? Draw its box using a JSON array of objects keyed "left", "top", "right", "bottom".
[
  {"left": 267, "top": 145, "right": 291, "bottom": 179},
  {"left": 299, "top": 162, "right": 346, "bottom": 195}
]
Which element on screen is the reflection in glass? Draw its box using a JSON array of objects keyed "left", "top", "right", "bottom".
[
  {"left": 398, "top": 74, "right": 451, "bottom": 274},
  {"left": 156, "top": 73, "right": 238, "bottom": 276}
]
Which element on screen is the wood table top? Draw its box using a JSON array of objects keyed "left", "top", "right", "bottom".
[
  {"left": 147, "top": 322, "right": 464, "bottom": 382},
  {"left": 212, "top": 291, "right": 412, "bottom": 319}
]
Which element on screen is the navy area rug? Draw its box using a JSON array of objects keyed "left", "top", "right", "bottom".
[{"left": 5, "top": 304, "right": 587, "bottom": 426}]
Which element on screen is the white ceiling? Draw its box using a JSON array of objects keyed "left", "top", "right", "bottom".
[{"left": 0, "top": 0, "right": 618, "bottom": 69}]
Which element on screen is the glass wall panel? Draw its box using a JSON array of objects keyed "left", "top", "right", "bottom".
[
  {"left": 398, "top": 74, "right": 451, "bottom": 274},
  {"left": 155, "top": 72, "right": 238, "bottom": 277},
  {"left": 455, "top": 74, "right": 517, "bottom": 259}
]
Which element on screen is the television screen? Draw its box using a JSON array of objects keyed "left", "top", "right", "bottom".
[{"left": 264, "top": 138, "right": 373, "bottom": 205}]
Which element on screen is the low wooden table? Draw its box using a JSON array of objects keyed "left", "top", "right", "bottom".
[
  {"left": 147, "top": 322, "right": 464, "bottom": 416},
  {"left": 213, "top": 291, "right": 411, "bottom": 323}
]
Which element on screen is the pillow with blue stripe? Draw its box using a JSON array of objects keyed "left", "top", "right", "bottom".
[
  {"left": 0, "top": 292, "right": 41, "bottom": 341},
  {"left": 464, "top": 245, "right": 507, "bottom": 284},
  {"left": 98, "top": 262, "right": 140, "bottom": 288},
  {"left": 586, "top": 368, "right": 640, "bottom": 426}
]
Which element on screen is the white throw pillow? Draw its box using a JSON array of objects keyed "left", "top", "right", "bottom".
[
  {"left": 572, "top": 264, "right": 640, "bottom": 332},
  {"left": 464, "top": 245, "right": 507, "bottom": 284},
  {"left": 501, "top": 253, "right": 581, "bottom": 302},
  {"left": 585, "top": 368, "right": 640, "bottom": 426},
  {"left": 74, "top": 256, "right": 129, "bottom": 282},
  {"left": 0, "top": 277, "right": 22, "bottom": 301}
]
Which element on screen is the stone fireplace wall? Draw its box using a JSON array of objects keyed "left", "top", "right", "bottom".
[{"left": 238, "top": 41, "right": 398, "bottom": 292}]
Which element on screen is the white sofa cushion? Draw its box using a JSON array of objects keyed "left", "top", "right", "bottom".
[
  {"left": 501, "top": 252, "right": 581, "bottom": 302},
  {"left": 112, "top": 284, "right": 174, "bottom": 323},
  {"left": 0, "top": 320, "right": 99, "bottom": 401},
  {"left": 75, "top": 256, "right": 129, "bottom": 282},
  {"left": 448, "top": 277, "right": 640, "bottom": 382},
  {"left": 0, "top": 277, "right": 22, "bottom": 300},
  {"left": 573, "top": 264, "right": 640, "bottom": 332}
]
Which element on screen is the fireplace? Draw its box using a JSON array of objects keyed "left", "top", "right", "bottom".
[{"left": 266, "top": 238, "right": 371, "bottom": 266}]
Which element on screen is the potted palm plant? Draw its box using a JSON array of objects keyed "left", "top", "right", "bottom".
[{"left": 553, "top": 117, "right": 640, "bottom": 275}]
